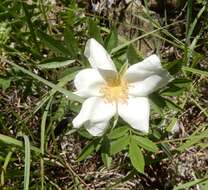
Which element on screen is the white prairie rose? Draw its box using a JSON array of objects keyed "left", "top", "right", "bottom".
[{"left": 72, "top": 38, "right": 171, "bottom": 136}]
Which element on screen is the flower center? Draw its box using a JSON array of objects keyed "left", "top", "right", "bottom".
[{"left": 100, "top": 75, "right": 129, "bottom": 103}]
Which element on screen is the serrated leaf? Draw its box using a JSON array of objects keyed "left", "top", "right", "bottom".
[
  {"left": 105, "top": 25, "right": 118, "bottom": 52},
  {"left": 108, "top": 126, "right": 129, "bottom": 139},
  {"left": 38, "top": 60, "right": 75, "bottom": 69},
  {"left": 88, "top": 19, "right": 103, "bottom": 44},
  {"left": 129, "top": 138, "right": 145, "bottom": 173},
  {"left": 127, "top": 44, "right": 142, "bottom": 65},
  {"left": 161, "top": 85, "right": 185, "bottom": 96},
  {"left": 64, "top": 28, "right": 79, "bottom": 58},
  {"left": 164, "top": 60, "right": 182, "bottom": 75},
  {"left": 161, "top": 78, "right": 191, "bottom": 96},
  {"left": 110, "top": 135, "right": 129, "bottom": 155},
  {"left": 149, "top": 93, "right": 166, "bottom": 114},
  {"left": 132, "top": 135, "right": 159, "bottom": 153},
  {"left": 76, "top": 139, "right": 100, "bottom": 162},
  {"left": 170, "top": 78, "right": 192, "bottom": 88}
]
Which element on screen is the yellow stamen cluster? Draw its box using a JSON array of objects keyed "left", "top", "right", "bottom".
[{"left": 100, "top": 75, "right": 129, "bottom": 103}]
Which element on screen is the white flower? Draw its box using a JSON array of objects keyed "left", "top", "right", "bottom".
[{"left": 72, "top": 38, "right": 171, "bottom": 136}]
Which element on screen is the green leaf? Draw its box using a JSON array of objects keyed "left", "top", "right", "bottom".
[
  {"left": 38, "top": 59, "right": 75, "bottom": 69},
  {"left": 6, "top": 61, "right": 83, "bottom": 103},
  {"left": 36, "top": 30, "right": 70, "bottom": 56},
  {"left": 88, "top": 19, "right": 103, "bottom": 44},
  {"left": 170, "top": 78, "right": 192, "bottom": 88},
  {"left": 0, "top": 78, "right": 11, "bottom": 90},
  {"left": 108, "top": 126, "right": 129, "bottom": 140},
  {"left": 0, "top": 134, "right": 41, "bottom": 154},
  {"left": 149, "top": 93, "right": 166, "bottom": 114},
  {"left": 110, "top": 135, "right": 129, "bottom": 155},
  {"left": 101, "top": 153, "right": 112, "bottom": 169},
  {"left": 64, "top": 28, "right": 79, "bottom": 58},
  {"left": 182, "top": 66, "right": 208, "bottom": 77},
  {"left": 22, "top": 2, "right": 39, "bottom": 52},
  {"left": 132, "top": 135, "right": 159, "bottom": 153},
  {"left": 129, "top": 138, "right": 145, "bottom": 173},
  {"left": 105, "top": 25, "right": 118, "bottom": 52},
  {"left": 177, "top": 129, "right": 208, "bottom": 152},
  {"left": 101, "top": 136, "right": 110, "bottom": 153},
  {"left": 76, "top": 139, "right": 100, "bottom": 162},
  {"left": 77, "top": 128, "right": 93, "bottom": 139},
  {"left": 23, "top": 135, "right": 30, "bottom": 190},
  {"left": 127, "top": 44, "right": 142, "bottom": 65},
  {"left": 164, "top": 60, "right": 182, "bottom": 75},
  {"left": 166, "top": 117, "right": 178, "bottom": 132},
  {"left": 173, "top": 177, "right": 208, "bottom": 190},
  {"left": 161, "top": 78, "right": 192, "bottom": 96},
  {"left": 165, "top": 98, "right": 182, "bottom": 112},
  {"left": 161, "top": 85, "right": 185, "bottom": 96}
]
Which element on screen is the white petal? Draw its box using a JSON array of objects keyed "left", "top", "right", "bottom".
[
  {"left": 124, "top": 54, "right": 162, "bottom": 82},
  {"left": 128, "top": 71, "right": 170, "bottom": 96},
  {"left": 85, "top": 121, "right": 110, "bottom": 136},
  {"left": 124, "top": 54, "right": 171, "bottom": 96},
  {"left": 72, "top": 97, "right": 116, "bottom": 136},
  {"left": 118, "top": 97, "right": 150, "bottom": 133},
  {"left": 84, "top": 38, "right": 117, "bottom": 72},
  {"left": 74, "top": 68, "right": 106, "bottom": 98}
]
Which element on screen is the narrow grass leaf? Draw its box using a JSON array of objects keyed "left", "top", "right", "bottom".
[
  {"left": 23, "top": 135, "right": 31, "bottom": 190},
  {"left": 173, "top": 177, "right": 208, "bottom": 190},
  {"left": 0, "top": 134, "right": 41, "bottom": 154},
  {"left": 177, "top": 129, "right": 208, "bottom": 152},
  {"left": 1, "top": 149, "right": 14, "bottom": 186},
  {"left": 33, "top": 71, "right": 78, "bottom": 114},
  {"left": 39, "top": 59, "right": 75, "bottom": 69},
  {"left": 182, "top": 67, "right": 208, "bottom": 77},
  {"left": 186, "top": 4, "right": 206, "bottom": 44},
  {"left": 40, "top": 99, "right": 51, "bottom": 190},
  {"left": 6, "top": 61, "right": 83, "bottom": 102}
]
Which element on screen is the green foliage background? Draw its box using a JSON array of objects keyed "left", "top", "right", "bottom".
[{"left": 0, "top": 0, "right": 208, "bottom": 189}]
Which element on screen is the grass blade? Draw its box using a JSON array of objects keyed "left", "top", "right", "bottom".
[
  {"left": 23, "top": 135, "right": 31, "bottom": 190},
  {"left": 6, "top": 61, "right": 83, "bottom": 102},
  {"left": 0, "top": 134, "right": 41, "bottom": 154},
  {"left": 40, "top": 99, "right": 52, "bottom": 190},
  {"left": 38, "top": 59, "right": 75, "bottom": 69},
  {"left": 182, "top": 67, "right": 208, "bottom": 77}
]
